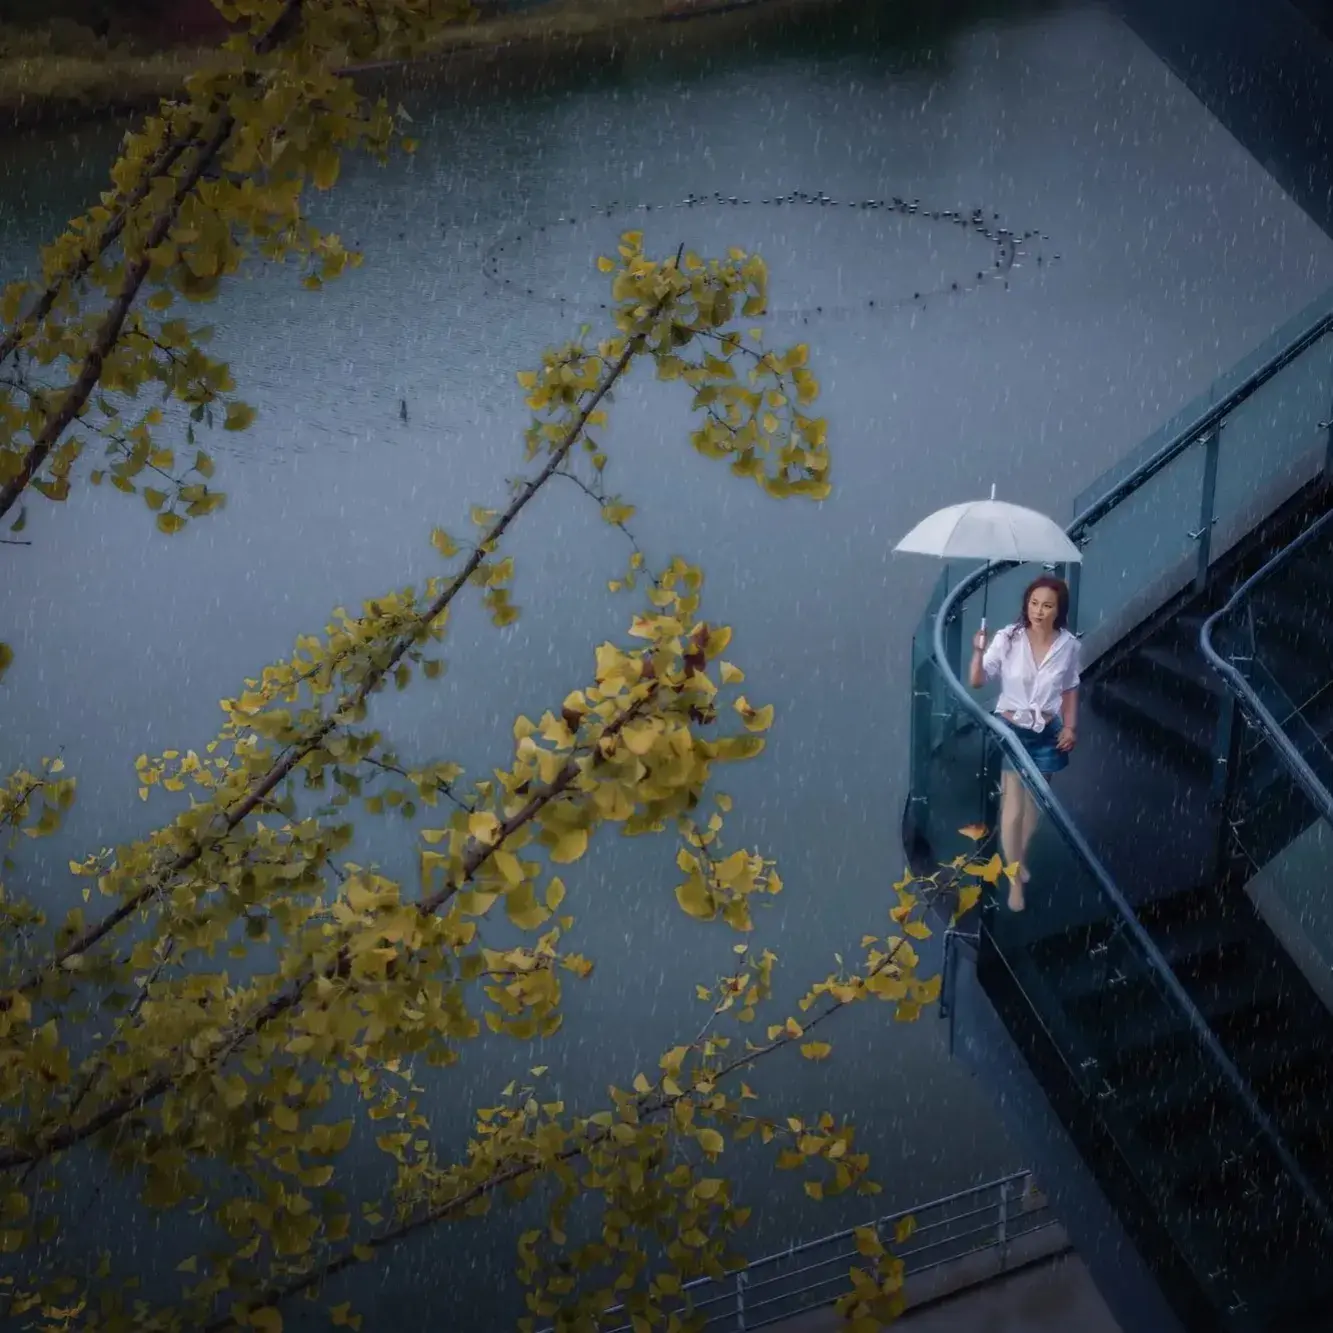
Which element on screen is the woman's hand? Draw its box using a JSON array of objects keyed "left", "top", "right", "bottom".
[
  {"left": 1057, "top": 726, "right": 1077, "bottom": 753},
  {"left": 972, "top": 630, "right": 987, "bottom": 653}
]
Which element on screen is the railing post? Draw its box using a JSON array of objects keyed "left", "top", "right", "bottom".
[
  {"left": 1207, "top": 691, "right": 1245, "bottom": 885},
  {"left": 1322, "top": 401, "right": 1333, "bottom": 482},
  {"left": 1191, "top": 423, "right": 1221, "bottom": 590},
  {"left": 944, "top": 611, "right": 963, "bottom": 686},
  {"left": 943, "top": 610, "right": 963, "bottom": 743},
  {"left": 1055, "top": 557, "right": 1077, "bottom": 629},
  {"left": 1210, "top": 690, "right": 1238, "bottom": 806},
  {"left": 911, "top": 651, "right": 933, "bottom": 791},
  {"left": 732, "top": 1268, "right": 746, "bottom": 1331},
  {"left": 997, "top": 1179, "right": 1010, "bottom": 1271}
]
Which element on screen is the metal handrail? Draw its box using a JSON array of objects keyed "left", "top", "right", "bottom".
[
  {"left": 1200, "top": 505, "right": 1333, "bottom": 827},
  {"left": 929, "top": 564, "right": 1333, "bottom": 1240},
  {"left": 532, "top": 1169, "right": 1055, "bottom": 1332}
]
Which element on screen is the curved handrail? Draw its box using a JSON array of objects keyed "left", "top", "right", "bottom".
[
  {"left": 1200, "top": 505, "right": 1333, "bottom": 827},
  {"left": 931, "top": 564, "right": 1333, "bottom": 1238}
]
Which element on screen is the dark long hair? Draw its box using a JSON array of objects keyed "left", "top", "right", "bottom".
[{"left": 1008, "top": 575, "right": 1070, "bottom": 640}]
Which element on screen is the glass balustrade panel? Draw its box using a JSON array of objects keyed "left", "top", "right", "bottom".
[
  {"left": 1074, "top": 441, "right": 1209, "bottom": 660},
  {"left": 1212, "top": 335, "right": 1333, "bottom": 561}
]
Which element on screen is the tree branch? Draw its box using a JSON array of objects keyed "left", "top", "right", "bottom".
[
  {"left": 0, "top": 685, "right": 657, "bottom": 1172},
  {"left": 0, "top": 0, "right": 306, "bottom": 377},
  {"left": 362, "top": 754, "right": 474, "bottom": 814},
  {"left": 9, "top": 297, "right": 671, "bottom": 997},
  {"left": 201, "top": 906, "right": 941, "bottom": 1329},
  {"left": 0, "top": 131, "right": 195, "bottom": 372},
  {"left": 0, "top": 114, "right": 236, "bottom": 525},
  {"left": 13, "top": 298, "right": 668, "bottom": 996}
]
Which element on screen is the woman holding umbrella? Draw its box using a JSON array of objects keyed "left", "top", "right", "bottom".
[
  {"left": 895, "top": 485, "right": 1084, "bottom": 911},
  {"left": 968, "top": 575, "right": 1081, "bottom": 910}
]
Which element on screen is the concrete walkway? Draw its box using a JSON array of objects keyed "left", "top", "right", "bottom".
[
  {"left": 895, "top": 1254, "right": 1124, "bottom": 1333},
  {"left": 764, "top": 1246, "right": 1123, "bottom": 1333}
]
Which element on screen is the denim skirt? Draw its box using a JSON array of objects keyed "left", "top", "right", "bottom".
[{"left": 1000, "top": 713, "right": 1068, "bottom": 776}]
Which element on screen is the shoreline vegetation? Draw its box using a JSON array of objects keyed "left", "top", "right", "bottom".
[{"left": 0, "top": 0, "right": 839, "bottom": 130}]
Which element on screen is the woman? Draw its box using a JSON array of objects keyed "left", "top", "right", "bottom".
[{"left": 968, "top": 575, "right": 1080, "bottom": 911}]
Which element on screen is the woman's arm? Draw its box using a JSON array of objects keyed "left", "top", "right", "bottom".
[
  {"left": 1057, "top": 686, "right": 1079, "bottom": 750},
  {"left": 1057, "top": 636, "right": 1081, "bottom": 750},
  {"left": 969, "top": 630, "right": 988, "bottom": 688}
]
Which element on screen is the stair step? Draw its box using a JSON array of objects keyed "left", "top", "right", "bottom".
[
  {"left": 1090, "top": 673, "right": 1218, "bottom": 766},
  {"left": 1137, "top": 642, "right": 1229, "bottom": 703},
  {"left": 1029, "top": 905, "right": 1244, "bottom": 975},
  {"left": 1062, "top": 964, "right": 1285, "bottom": 1070},
  {"left": 1111, "top": 1021, "right": 1320, "bottom": 1128}
]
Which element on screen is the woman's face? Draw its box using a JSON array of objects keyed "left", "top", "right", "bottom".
[{"left": 1027, "top": 587, "right": 1060, "bottom": 628}]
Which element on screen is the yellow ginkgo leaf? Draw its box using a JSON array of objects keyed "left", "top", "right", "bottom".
[{"left": 549, "top": 828, "right": 588, "bottom": 864}]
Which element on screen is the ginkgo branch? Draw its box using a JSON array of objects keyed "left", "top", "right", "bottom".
[
  {"left": 0, "top": 113, "right": 237, "bottom": 525},
  {"left": 362, "top": 753, "right": 474, "bottom": 813},
  {"left": 13, "top": 293, "right": 670, "bottom": 993},
  {"left": 0, "top": 684, "right": 660, "bottom": 1172},
  {"left": 0, "top": 0, "right": 308, "bottom": 374},
  {"left": 201, "top": 906, "right": 946, "bottom": 1328},
  {"left": 553, "top": 464, "right": 649, "bottom": 571}
]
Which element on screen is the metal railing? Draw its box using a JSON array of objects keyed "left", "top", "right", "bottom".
[
  {"left": 535, "top": 1170, "right": 1055, "bottom": 1333},
  {"left": 927, "top": 571, "right": 1333, "bottom": 1242},
  {"left": 909, "top": 285, "right": 1333, "bottom": 1249},
  {"left": 1201, "top": 504, "right": 1333, "bottom": 827}
]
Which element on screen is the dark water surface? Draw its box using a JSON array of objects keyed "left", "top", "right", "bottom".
[{"left": 3, "top": 2, "right": 1333, "bottom": 1325}]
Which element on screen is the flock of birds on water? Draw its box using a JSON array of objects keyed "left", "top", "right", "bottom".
[
  {"left": 477, "top": 188, "right": 1059, "bottom": 319},
  {"left": 387, "top": 188, "right": 1059, "bottom": 424}
]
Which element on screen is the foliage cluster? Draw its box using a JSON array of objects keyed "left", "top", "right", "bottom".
[{"left": 0, "top": 2, "right": 993, "bottom": 1328}]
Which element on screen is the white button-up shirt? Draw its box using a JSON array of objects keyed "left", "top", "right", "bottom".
[{"left": 981, "top": 625, "right": 1081, "bottom": 731}]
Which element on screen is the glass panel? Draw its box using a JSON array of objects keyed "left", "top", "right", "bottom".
[
  {"left": 1072, "top": 285, "right": 1333, "bottom": 522},
  {"left": 910, "top": 568, "right": 954, "bottom": 779},
  {"left": 1233, "top": 772, "right": 1333, "bottom": 1006},
  {"left": 1073, "top": 439, "right": 1208, "bottom": 654},
  {"left": 1238, "top": 661, "right": 1333, "bottom": 794},
  {"left": 1212, "top": 336, "right": 1333, "bottom": 560},
  {"left": 1208, "top": 514, "right": 1333, "bottom": 798},
  {"left": 912, "top": 657, "right": 993, "bottom": 864}
]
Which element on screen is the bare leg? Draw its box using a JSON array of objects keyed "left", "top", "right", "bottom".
[
  {"left": 999, "top": 770, "right": 1026, "bottom": 910},
  {"left": 1017, "top": 786, "right": 1041, "bottom": 882}
]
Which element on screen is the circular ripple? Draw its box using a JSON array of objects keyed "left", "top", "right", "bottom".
[{"left": 481, "top": 190, "right": 1057, "bottom": 319}]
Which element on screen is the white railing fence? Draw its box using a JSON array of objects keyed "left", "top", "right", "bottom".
[{"left": 532, "top": 1169, "right": 1056, "bottom": 1332}]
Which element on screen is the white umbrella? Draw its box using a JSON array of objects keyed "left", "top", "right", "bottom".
[{"left": 895, "top": 484, "right": 1081, "bottom": 629}]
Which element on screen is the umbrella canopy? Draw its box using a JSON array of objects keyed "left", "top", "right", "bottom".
[{"left": 894, "top": 489, "right": 1082, "bottom": 565}]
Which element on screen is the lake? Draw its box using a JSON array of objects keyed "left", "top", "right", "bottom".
[{"left": 3, "top": 0, "right": 1333, "bottom": 1325}]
